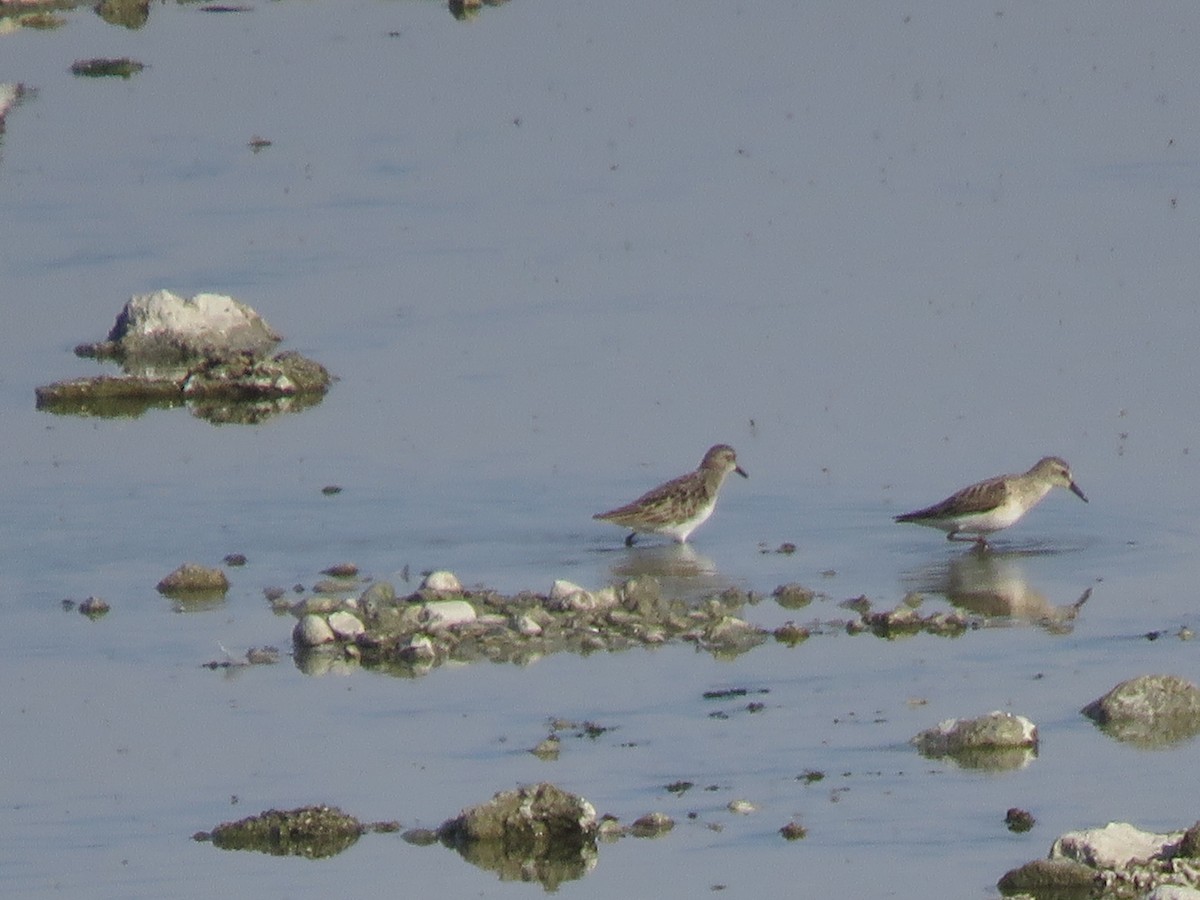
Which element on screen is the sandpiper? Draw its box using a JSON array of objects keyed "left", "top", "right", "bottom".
[
  {"left": 594, "top": 444, "right": 748, "bottom": 546},
  {"left": 894, "top": 456, "right": 1087, "bottom": 547}
]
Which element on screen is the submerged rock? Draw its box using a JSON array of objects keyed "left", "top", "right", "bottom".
[
  {"left": 1000, "top": 820, "right": 1200, "bottom": 898},
  {"left": 37, "top": 290, "right": 331, "bottom": 424},
  {"left": 997, "top": 857, "right": 1096, "bottom": 895},
  {"left": 1082, "top": 674, "right": 1200, "bottom": 746},
  {"left": 438, "top": 783, "right": 598, "bottom": 889},
  {"left": 156, "top": 563, "right": 229, "bottom": 597},
  {"left": 197, "top": 805, "right": 363, "bottom": 858},
  {"left": 913, "top": 710, "right": 1037, "bottom": 770}
]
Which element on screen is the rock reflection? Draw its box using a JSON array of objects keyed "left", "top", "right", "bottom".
[
  {"left": 903, "top": 550, "right": 1090, "bottom": 633},
  {"left": 605, "top": 543, "right": 730, "bottom": 602}
]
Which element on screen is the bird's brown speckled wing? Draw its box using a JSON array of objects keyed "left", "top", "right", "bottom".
[
  {"left": 594, "top": 471, "right": 709, "bottom": 527},
  {"left": 897, "top": 474, "right": 1010, "bottom": 521}
]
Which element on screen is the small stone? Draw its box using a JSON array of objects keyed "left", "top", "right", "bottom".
[
  {"left": 156, "top": 563, "right": 230, "bottom": 596},
  {"left": 223, "top": 553, "right": 247, "bottom": 567},
  {"left": 327, "top": 610, "right": 364, "bottom": 640},
  {"left": 630, "top": 812, "right": 674, "bottom": 837},
  {"left": 399, "top": 635, "right": 436, "bottom": 663},
  {"left": 996, "top": 858, "right": 1096, "bottom": 893},
  {"left": 245, "top": 646, "right": 279, "bottom": 665},
  {"left": 531, "top": 736, "right": 560, "bottom": 760},
  {"left": 727, "top": 799, "right": 756, "bottom": 815},
  {"left": 772, "top": 583, "right": 815, "bottom": 609},
  {"left": 321, "top": 562, "right": 358, "bottom": 578},
  {"left": 78, "top": 596, "right": 110, "bottom": 618},
  {"left": 515, "top": 614, "right": 543, "bottom": 636},
  {"left": 1005, "top": 807, "right": 1035, "bottom": 833},
  {"left": 421, "top": 570, "right": 461, "bottom": 593},
  {"left": 420, "top": 600, "right": 477, "bottom": 629},
  {"left": 294, "top": 614, "right": 335, "bottom": 647},
  {"left": 780, "top": 821, "right": 807, "bottom": 840}
]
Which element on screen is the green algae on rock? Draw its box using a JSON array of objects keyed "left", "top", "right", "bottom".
[
  {"left": 37, "top": 290, "right": 332, "bottom": 424},
  {"left": 437, "top": 783, "right": 598, "bottom": 890},
  {"left": 196, "top": 805, "right": 365, "bottom": 859},
  {"left": 1082, "top": 674, "right": 1200, "bottom": 747},
  {"left": 156, "top": 562, "right": 230, "bottom": 598},
  {"left": 70, "top": 57, "right": 144, "bottom": 78}
]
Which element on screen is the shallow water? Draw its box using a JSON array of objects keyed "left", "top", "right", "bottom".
[{"left": 1, "top": 1, "right": 1199, "bottom": 897}]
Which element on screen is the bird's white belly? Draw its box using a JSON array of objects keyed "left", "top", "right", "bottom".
[{"left": 658, "top": 502, "right": 716, "bottom": 542}]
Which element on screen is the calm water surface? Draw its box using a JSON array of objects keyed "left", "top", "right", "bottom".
[{"left": 1, "top": 2, "right": 1199, "bottom": 897}]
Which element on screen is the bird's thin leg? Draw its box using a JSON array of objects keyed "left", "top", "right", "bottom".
[{"left": 624, "top": 532, "right": 637, "bottom": 547}]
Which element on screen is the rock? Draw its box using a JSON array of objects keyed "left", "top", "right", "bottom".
[
  {"left": 198, "top": 805, "right": 363, "bottom": 859},
  {"left": 727, "top": 799, "right": 756, "bottom": 815},
  {"left": 0, "top": 83, "right": 23, "bottom": 121},
  {"left": 996, "top": 858, "right": 1097, "bottom": 894},
  {"left": 327, "top": 611, "right": 364, "bottom": 640},
  {"left": 294, "top": 614, "right": 335, "bottom": 647},
  {"left": 1051, "top": 822, "right": 1181, "bottom": 869},
  {"left": 630, "top": 812, "right": 674, "bottom": 837},
  {"left": 515, "top": 614, "right": 543, "bottom": 636},
  {"left": 78, "top": 596, "right": 110, "bottom": 619},
  {"left": 779, "top": 821, "right": 808, "bottom": 841},
  {"left": 321, "top": 562, "right": 358, "bottom": 578},
  {"left": 437, "top": 783, "right": 597, "bottom": 890},
  {"left": 1147, "top": 887, "right": 1200, "bottom": 900},
  {"left": 99, "top": 289, "right": 281, "bottom": 363},
  {"left": 1005, "top": 807, "right": 1035, "bottom": 833},
  {"left": 399, "top": 635, "right": 436, "bottom": 663},
  {"left": 421, "top": 570, "right": 461, "bottom": 593},
  {"left": 1179, "top": 821, "right": 1200, "bottom": 858},
  {"left": 772, "top": 583, "right": 816, "bottom": 609},
  {"left": 1082, "top": 674, "right": 1200, "bottom": 745},
  {"left": 549, "top": 579, "right": 595, "bottom": 610},
  {"left": 438, "top": 782, "right": 596, "bottom": 847},
  {"left": 913, "top": 710, "right": 1037, "bottom": 757},
  {"left": 420, "top": 600, "right": 477, "bottom": 629},
  {"left": 156, "top": 563, "right": 229, "bottom": 596}
]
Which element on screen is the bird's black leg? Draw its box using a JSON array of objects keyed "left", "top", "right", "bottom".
[{"left": 624, "top": 532, "right": 637, "bottom": 547}]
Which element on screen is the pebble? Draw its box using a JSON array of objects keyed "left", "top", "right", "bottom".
[
  {"left": 420, "top": 600, "right": 477, "bottom": 629},
  {"left": 421, "top": 570, "right": 461, "bottom": 593},
  {"left": 327, "top": 610, "right": 364, "bottom": 640},
  {"left": 294, "top": 614, "right": 335, "bottom": 647}
]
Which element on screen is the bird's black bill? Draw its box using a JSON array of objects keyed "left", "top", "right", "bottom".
[
  {"left": 735, "top": 466, "right": 749, "bottom": 479},
  {"left": 1069, "top": 482, "right": 1088, "bottom": 503}
]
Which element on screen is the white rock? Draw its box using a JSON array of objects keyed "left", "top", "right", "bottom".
[
  {"left": 421, "top": 570, "right": 461, "bottom": 592},
  {"left": 420, "top": 600, "right": 477, "bottom": 629},
  {"left": 399, "top": 635, "right": 436, "bottom": 663},
  {"left": 112, "top": 289, "right": 280, "bottom": 354},
  {"left": 515, "top": 614, "right": 543, "bottom": 636},
  {"left": 1051, "top": 821, "right": 1181, "bottom": 869},
  {"left": 550, "top": 579, "right": 588, "bottom": 601},
  {"left": 0, "top": 83, "right": 20, "bottom": 120},
  {"left": 294, "top": 614, "right": 335, "bottom": 647},
  {"left": 327, "top": 610, "right": 364, "bottom": 639},
  {"left": 727, "top": 799, "right": 757, "bottom": 815},
  {"left": 913, "top": 710, "right": 1037, "bottom": 755},
  {"left": 1147, "top": 887, "right": 1200, "bottom": 900}
]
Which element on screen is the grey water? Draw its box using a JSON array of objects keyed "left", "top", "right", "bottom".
[{"left": 1, "top": 1, "right": 1199, "bottom": 897}]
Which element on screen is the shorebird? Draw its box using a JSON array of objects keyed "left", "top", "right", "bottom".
[
  {"left": 894, "top": 456, "right": 1087, "bottom": 547},
  {"left": 594, "top": 444, "right": 748, "bottom": 546}
]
